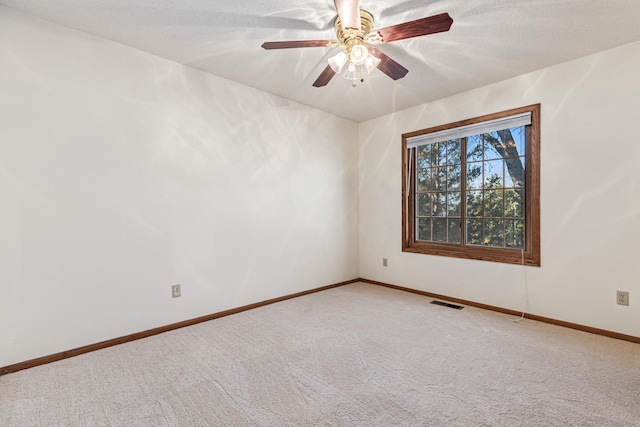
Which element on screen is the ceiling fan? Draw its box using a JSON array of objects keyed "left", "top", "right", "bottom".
[{"left": 261, "top": 0, "right": 453, "bottom": 87}]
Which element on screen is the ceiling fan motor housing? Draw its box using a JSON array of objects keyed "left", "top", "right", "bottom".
[{"left": 335, "top": 9, "right": 374, "bottom": 55}]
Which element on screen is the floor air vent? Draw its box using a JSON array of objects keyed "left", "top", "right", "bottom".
[{"left": 431, "top": 300, "right": 464, "bottom": 310}]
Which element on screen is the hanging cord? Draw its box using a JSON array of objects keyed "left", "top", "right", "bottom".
[{"left": 514, "top": 248, "right": 530, "bottom": 323}]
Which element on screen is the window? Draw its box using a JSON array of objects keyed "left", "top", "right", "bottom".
[{"left": 402, "top": 104, "right": 540, "bottom": 266}]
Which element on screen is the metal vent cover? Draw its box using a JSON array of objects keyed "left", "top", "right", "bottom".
[{"left": 431, "top": 300, "right": 464, "bottom": 310}]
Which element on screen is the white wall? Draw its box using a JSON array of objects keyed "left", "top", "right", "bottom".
[
  {"left": 0, "top": 7, "right": 360, "bottom": 367},
  {"left": 359, "top": 39, "right": 640, "bottom": 338}
]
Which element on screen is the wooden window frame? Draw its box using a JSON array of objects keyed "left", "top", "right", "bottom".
[{"left": 402, "top": 104, "right": 540, "bottom": 266}]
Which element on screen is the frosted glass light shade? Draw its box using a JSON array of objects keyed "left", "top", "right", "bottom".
[
  {"left": 350, "top": 44, "right": 368, "bottom": 65},
  {"left": 364, "top": 55, "right": 381, "bottom": 73},
  {"left": 328, "top": 51, "right": 348, "bottom": 73},
  {"left": 343, "top": 62, "right": 364, "bottom": 81}
]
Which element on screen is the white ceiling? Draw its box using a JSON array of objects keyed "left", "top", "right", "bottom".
[{"left": 3, "top": 0, "right": 640, "bottom": 122}]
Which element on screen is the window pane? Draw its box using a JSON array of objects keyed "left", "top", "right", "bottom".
[
  {"left": 466, "top": 161, "right": 483, "bottom": 189},
  {"left": 484, "top": 159, "right": 503, "bottom": 188},
  {"left": 511, "top": 127, "right": 525, "bottom": 156},
  {"left": 466, "top": 134, "right": 483, "bottom": 161},
  {"left": 466, "top": 219, "right": 483, "bottom": 245},
  {"left": 417, "top": 168, "right": 431, "bottom": 192},
  {"left": 434, "top": 192, "right": 447, "bottom": 216},
  {"left": 417, "top": 146, "right": 430, "bottom": 168},
  {"left": 466, "top": 190, "right": 483, "bottom": 217},
  {"left": 504, "top": 157, "right": 525, "bottom": 188},
  {"left": 484, "top": 220, "right": 504, "bottom": 247},
  {"left": 484, "top": 189, "right": 503, "bottom": 218},
  {"left": 417, "top": 218, "right": 431, "bottom": 241},
  {"left": 447, "top": 140, "right": 461, "bottom": 165},
  {"left": 448, "top": 219, "right": 461, "bottom": 244},
  {"left": 435, "top": 166, "right": 447, "bottom": 191},
  {"left": 483, "top": 132, "right": 502, "bottom": 160},
  {"left": 496, "top": 128, "right": 522, "bottom": 158},
  {"left": 437, "top": 143, "right": 447, "bottom": 166},
  {"left": 417, "top": 193, "right": 433, "bottom": 216},
  {"left": 433, "top": 219, "right": 447, "bottom": 242},
  {"left": 505, "top": 220, "right": 525, "bottom": 248},
  {"left": 448, "top": 192, "right": 461, "bottom": 216},
  {"left": 447, "top": 165, "right": 461, "bottom": 190},
  {"left": 505, "top": 189, "right": 524, "bottom": 218},
  {"left": 429, "top": 142, "right": 444, "bottom": 166}
]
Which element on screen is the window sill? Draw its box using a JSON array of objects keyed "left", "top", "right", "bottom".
[{"left": 402, "top": 242, "right": 540, "bottom": 266}]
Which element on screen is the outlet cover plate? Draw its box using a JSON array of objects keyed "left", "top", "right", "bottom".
[
  {"left": 617, "top": 290, "right": 629, "bottom": 306},
  {"left": 172, "top": 284, "right": 181, "bottom": 298}
]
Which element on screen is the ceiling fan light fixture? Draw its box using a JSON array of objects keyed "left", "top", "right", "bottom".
[
  {"left": 328, "top": 51, "right": 348, "bottom": 73},
  {"left": 328, "top": 47, "right": 379, "bottom": 86}
]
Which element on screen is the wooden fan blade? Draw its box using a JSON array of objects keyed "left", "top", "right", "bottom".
[
  {"left": 262, "top": 40, "right": 333, "bottom": 50},
  {"left": 370, "top": 48, "right": 408, "bottom": 80},
  {"left": 312, "top": 65, "right": 337, "bottom": 87},
  {"left": 374, "top": 13, "right": 453, "bottom": 43},
  {"left": 334, "top": 0, "right": 361, "bottom": 31}
]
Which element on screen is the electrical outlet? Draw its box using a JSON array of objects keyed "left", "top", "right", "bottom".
[
  {"left": 616, "top": 290, "right": 629, "bottom": 306},
  {"left": 172, "top": 284, "right": 181, "bottom": 298},
  {"left": 382, "top": 258, "right": 388, "bottom": 267}
]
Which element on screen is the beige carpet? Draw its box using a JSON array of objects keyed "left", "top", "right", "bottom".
[{"left": 1, "top": 282, "right": 639, "bottom": 426}]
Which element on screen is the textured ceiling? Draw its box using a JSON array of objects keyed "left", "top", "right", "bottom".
[{"left": 2, "top": 0, "right": 640, "bottom": 122}]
